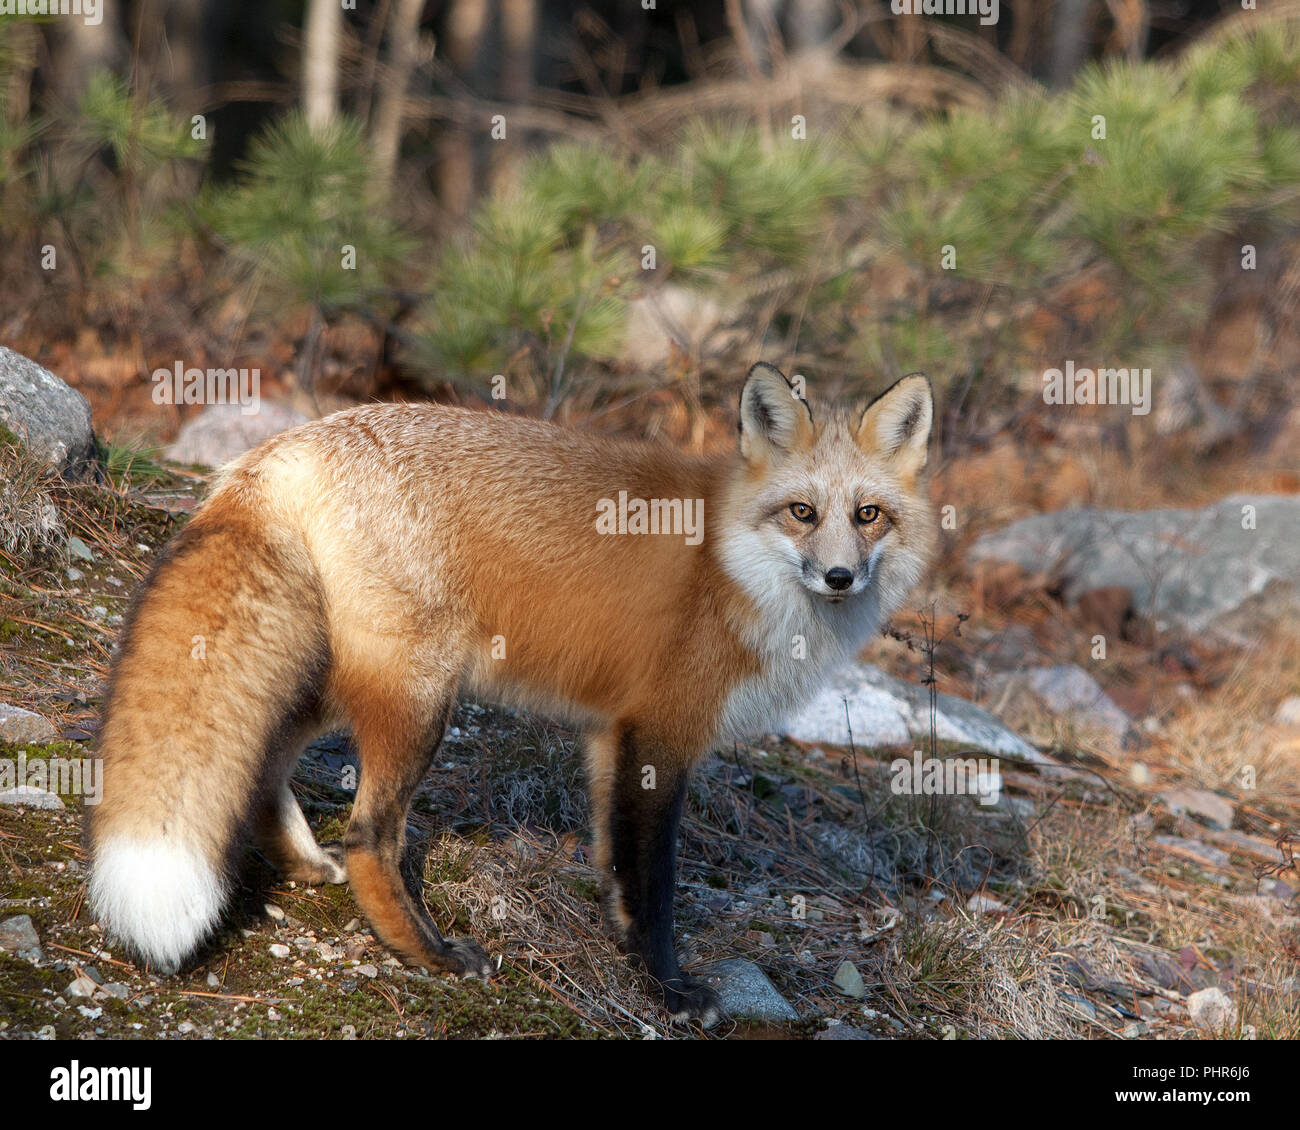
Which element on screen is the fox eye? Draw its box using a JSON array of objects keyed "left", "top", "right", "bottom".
[
  {"left": 789, "top": 502, "right": 816, "bottom": 523},
  {"left": 857, "top": 505, "right": 880, "bottom": 524}
]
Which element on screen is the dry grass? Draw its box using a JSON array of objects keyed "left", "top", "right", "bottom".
[{"left": 0, "top": 438, "right": 65, "bottom": 560}]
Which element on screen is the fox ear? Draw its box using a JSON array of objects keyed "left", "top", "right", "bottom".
[
  {"left": 738, "top": 363, "right": 814, "bottom": 462},
  {"left": 857, "top": 373, "right": 933, "bottom": 476}
]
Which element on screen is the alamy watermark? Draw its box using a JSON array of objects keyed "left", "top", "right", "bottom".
[
  {"left": 891, "top": 0, "right": 999, "bottom": 26},
  {"left": 151, "top": 361, "right": 261, "bottom": 415},
  {"left": 890, "top": 750, "right": 1001, "bottom": 806},
  {"left": 50, "top": 1060, "right": 150, "bottom": 1110},
  {"left": 0, "top": 0, "right": 101, "bottom": 25},
  {"left": 0, "top": 751, "right": 102, "bottom": 804},
  {"left": 595, "top": 492, "right": 704, "bottom": 546},
  {"left": 1043, "top": 360, "right": 1151, "bottom": 416}
]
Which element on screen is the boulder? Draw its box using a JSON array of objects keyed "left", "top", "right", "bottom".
[
  {"left": 0, "top": 703, "right": 58, "bottom": 745},
  {"left": 0, "top": 914, "right": 44, "bottom": 962},
  {"left": 970, "top": 496, "right": 1300, "bottom": 643},
  {"left": 0, "top": 346, "right": 95, "bottom": 474},
  {"left": 1186, "top": 986, "right": 1236, "bottom": 1030},
  {"left": 0, "top": 786, "right": 65, "bottom": 810},
  {"left": 984, "top": 664, "right": 1130, "bottom": 744},
  {"left": 1158, "top": 788, "right": 1235, "bottom": 831},
  {"left": 167, "top": 401, "right": 308, "bottom": 468},
  {"left": 783, "top": 662, "right": 1047, "bottom": 764},
  {"left": 701, "top": 958, "right": 797, "bottom": 1023}
]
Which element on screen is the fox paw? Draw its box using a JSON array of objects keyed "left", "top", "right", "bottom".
[
  {"left": 660, "top": 975, "right": 726, "bottom": 1029},
  {"left": 432, "top": 937, "right": 495, "bottom": 981},
  {"left": 317, "top": 842, "right": 347, "bottom": 884},
  {"left": 282, "top": 842, "right": 347, "bottom": 886}
]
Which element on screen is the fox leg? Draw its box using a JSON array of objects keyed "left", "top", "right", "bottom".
[
  {"left": 588, "top": 724, "right": 723, "bottom": 1025},
  {"left": 254, "top": 783, "right": 347, "bottom": 886},
  {"left": 336, "top": 665, "right": 492, "bottom": 979},
  {"left": 251, "top": 718, "right": 348, "bottom": 885}
]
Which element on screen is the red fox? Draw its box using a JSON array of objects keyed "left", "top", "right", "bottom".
[{"left": 88, "top": 363, "right": 935, "bottom": 1023}]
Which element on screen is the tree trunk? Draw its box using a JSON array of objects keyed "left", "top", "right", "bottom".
[
  {"left": 1049, "top": 0, "right": 1093, "bottom": 88},
  {"left": 53, "top": 0, "right": 124, "bottom": 102},
  {"left": 160, "top": 0, "right": 207, "bottom": 113},
  {"left": 486, "top": 0, "right": 536, "bottom": 196},
  {"left": 436, "top": 0, "right": 488, "bottom": 218},
  {"left": 303, "top": 0, "right": 342, "bottom": 132},
  {"left": 370, "top": 0, "right": 426, "bottom": 199},
  {"left": 786, "top": 0, "right": 836, "bottom": 54}
]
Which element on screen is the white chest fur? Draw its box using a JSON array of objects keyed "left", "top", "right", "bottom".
[{"left": 714, "top": 584, "right": 882, "bottom": 744}]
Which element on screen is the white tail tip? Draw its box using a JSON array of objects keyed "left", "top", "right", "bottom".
[{"left": 89, "top": 837, "right": 227, "bottom": 973}]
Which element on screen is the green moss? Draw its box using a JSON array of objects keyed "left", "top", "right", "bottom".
[
  {"left": 0, "top": 953, "right": 65, "bottom": 1032},
  {"left": 561, "top": 874, "right": 600, "bottom": 902},
  {"left": 0, "top": 740, "right": 82, "bottom": 761},
  {"left": 0, "top": 874, "right": 59, "bottom": 899}
]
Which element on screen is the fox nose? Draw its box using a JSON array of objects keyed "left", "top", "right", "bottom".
[{"left": 825, "top": 567, "right": 854, "bottom": 591}]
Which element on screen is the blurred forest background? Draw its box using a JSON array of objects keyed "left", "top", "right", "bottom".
[{"left": 0, "top": 0, "right": 1297, "bottom": 471}]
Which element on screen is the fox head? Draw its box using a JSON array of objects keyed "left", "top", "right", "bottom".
[{"left": 725, "top": 362, "right": 935, "bottom": 613}]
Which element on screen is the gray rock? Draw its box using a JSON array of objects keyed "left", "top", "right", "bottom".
[
  {"left": 969, "top": 496, "right": 1300, "bottom": 641},
  {"left": 808, "top": 824, "right": 894, "bottom": 884},
  {"left": 0, "top": 703, "right": 58, "bottom": 744},
  {"left": 0, "top": 786, "right": 65, "bottom": 810},
  {"left": 0, "top": 914, "right": 44, "bottom": 962},
  {"left": 701, "top": 958, "right": 797, "bottom": 1023},
  {"left": 65, "top": 536, "right": 94, "bottom": 562},
  {"left": 1154, "top": 835, "right": 1230, "bottom": 870},
  {"left": 1187, "top": 986, "right": 1236, "bottom": 1030},
  {"left": 0, "top": 346, "right": 95, "bottom": 473},
  {"left": 832, "top": 959, "right": 866, "bottom": 999},
  {"left": 783, "top": 662, "right": 1046, "bottom": 763},
  {"left": 98, "top": 982, "right": 131, "bottom": 1000},
  {"left": 815, "top": 1023, "right": 879, "bottom": 1040},
  {"left": 167, "top": 401, "right": 308, "bottom": 468},
  {"left": 65, "top": 975, "right": 98, "bottom": 998},
  {"left": 971, "top": 624, "right": 1049, "bottom": 677},
  {"left": 1158, "top": 788, "right": 1235, "bottom": 831},
  {"left": 811, "top": 819, "right": 996, "bottom": 892},
  {"left": 1275, "top": 696, "right": 1300, "bottom": 728},
  {"left": 985, "top": 664, "right": 1130, "bottom": 742}
]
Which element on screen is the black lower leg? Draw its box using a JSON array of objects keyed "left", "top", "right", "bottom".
[{"left": 609, "top": 727, "right": 721, "bottom": 1022}]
